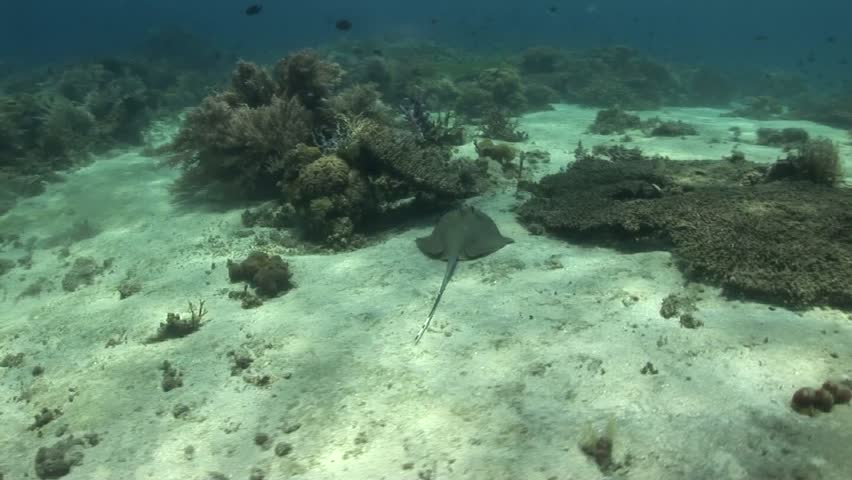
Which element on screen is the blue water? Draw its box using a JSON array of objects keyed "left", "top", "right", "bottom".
[{"left": 3, "top": 0, "right": 851, "bottom": 78}]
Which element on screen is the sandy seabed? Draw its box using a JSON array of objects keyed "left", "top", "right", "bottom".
[{"left": 1, "top": 105, "right": 851, "bottom": 480}]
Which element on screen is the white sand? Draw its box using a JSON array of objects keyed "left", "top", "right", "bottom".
[{"left": 1, "top": 106, "right": 851, "bottom": 480}]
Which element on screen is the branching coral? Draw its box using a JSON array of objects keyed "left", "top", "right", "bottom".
[
  {"left": 231, "top": 60, "right": 276, "bottom": 108},
  {"left": 767, "top": 137, "right": 843, "bottom": 186},
  {"left": 171, "top": 51, "right": 480, "bottom": 248},
  {"left": 171, "top": 51, "right": 346, "bottom": 198},
  {"left": 83, "top": 74, "right": 152, "bottom": 143},
  {"left": 398, "top": 96, "right": 464, "bottom": 146},
  {"left": 228, "top": 96, "right": 311, "bottom": 156},
  {"left": 171, "top": 93, "right": 310, "bottom": 193},
  {"left": 145, "top": 301, "right": 208, "bottom": 343},
  {"left": 0, "top": 32, "right": 230, "bottom": 213},
  {"left": 273, "top": 49, "right": 343, "bottom": 112},
  {"left": 476, "top": 67, "right": 527, "bottom": 114},
  {"left": 328, "top": 83, "right": 392, "bottom": 122},
  {"left": 478, "top": 109, "right": 528, "bottom": 142},
  {"left": 40, "top": 99, "right": 97, "bottom": 157},
  {"left": 0, "top": 93, "right": 98, "bottom": 171}
]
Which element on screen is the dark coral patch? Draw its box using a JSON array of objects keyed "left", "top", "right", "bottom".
[{"left": 228, "top": 251, "right": 294, "bottom": 298}]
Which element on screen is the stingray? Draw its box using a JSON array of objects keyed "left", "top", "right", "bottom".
[{"left": 414, "top": 205, "right": 514, "bottom": 343}]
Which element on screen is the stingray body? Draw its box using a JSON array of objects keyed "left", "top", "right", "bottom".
[{"left": 414, "top": 205, "right": 513, "bottom": 343}]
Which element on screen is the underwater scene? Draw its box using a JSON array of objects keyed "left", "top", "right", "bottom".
[{"left": 2, "top": 0, "right": 852, "bottom": 479}]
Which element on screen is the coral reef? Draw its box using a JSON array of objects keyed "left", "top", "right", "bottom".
[
  {"left": 0, "top": 28, "right": 226, "bottom": 211},
  {"left": 478, "top": 109, "right": 528, "bottom": 142},
  {"left": 159, "top": 360, "right": 183, "bottom": 392},
  {"left": 172, "top": 91, "right": 311, "bottom": 196},
  {"left": 145, "top": 301, "right": 208, "bottom": 343},
  {"left": 0, "top": 93, "right": 96, "bottom": 175},
  {"left": 273, "top": 49, "right": 343, "bottom": 122},
  {"left": 642, "top": 118, "right": 698, "bottom": 137},
  {"left": 555, "top": 47, "right": 678, "bottom": 109},
  {"left": 475, "top": 139, "right": 518, "bottom": 171},
  {"left": 587, "top": 108, "right": 697, "bottom": 137},
  {"left": 791, "top": 90, "right": 852, "bottom": 129},
  {"left": 328, "top": 83, "right": 393, "bottom": 123},
  {"left": 34, "top": 437, "right": 87, "bottom": 479},
  {"left": 475, "top": 67, "right": 527, "bottom": 114},
  {"left": 287, "top": 154, "right": 369, "bottom": 243},
  {"left": 349, "top": 120, "right": 479, "bottom": 197},
  {"left": 398, "top": 96, "right": 465, "bottom": 146},
  {"left": 172, "top": 52, "right": 480, "bottom": 248},
  {"left": 61, "top": 257, "right": 108, "bottom": 292},
  {"left": 766, "top": 138, "right": 843, "bottom": 186},
  {"left": 756, "top": 127, "right": 809, "bottom": 148},
  {"left": 230, "top": 60, "right": 277, "bottom": 108},
  {"left": 451, "top": 65, "right": 529, "bottom": 118},
  {"left": 587, "top": 108, "right": 642, "bottom": 135},
  {"left": 227, "top": 251, "right": 294, "bottom": 298},
  {"left": 724, "top": 96, "right": 784, "bottom": 119},
  {"left": 332, "top": 43, "right": 766, "bottom": 119},
  {"left": 523, "top": 83, "right": 558, "bottom": 111},
  {"left": 518, "top": 144, "right": 852, "bottom": 307}
]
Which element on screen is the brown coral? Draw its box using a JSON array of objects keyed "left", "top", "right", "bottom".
[
  {"left": 228, "top": 251, "right": 293, "bottom": 298},
  {"left": 294, "top": 155, "right": 351, "bottom": 198},
  {"left": 171, "top": 52, "right": 479, "bottom": 248},
  {"left": 273, "top": 49, "right": 343, "bottom": 111},
  {"left": 767, "top": 137, "right": 843, "bottom": 186},
  {"left": 171, "top": 92, "right": 310, "bottom": 194},
  {"left": 231, "top": 60, "right": 276, "bottom": 108},
  {"left": 352, "top": 121, "right": 479, "bottom": 198},
  {"left": 518, "top": 145, "right": 852, "bottom": 308},
  {"left": 287, "top": 154, "right": 371, "bottom": 246}
]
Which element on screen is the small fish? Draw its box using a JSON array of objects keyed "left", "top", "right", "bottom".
[
  {"left": 753, "top": 34, "right": 769, "bottom": 41},
  {"left": 245, "top": 4, "right": 262, "bottom": 16},
  {"left": 547, "top": 6, "right": 558, "bottom": 14},
  {"left": 372, "top": 49, "right": 383, "bottom": 56},
  {"left": 826, "top": 35, "right": 836, "bottom": 44},
  {"left": 335, "top": 19, "right": 352, "bottom": 31}
]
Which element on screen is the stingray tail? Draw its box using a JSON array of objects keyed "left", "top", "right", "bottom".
[{"left": 414, "top": 255, "right": 458, "bottom": 344}]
